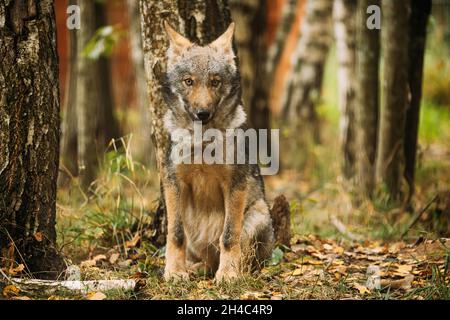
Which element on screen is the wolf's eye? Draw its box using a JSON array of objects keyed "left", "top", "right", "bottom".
[
  {"left": 211, "top": 79, "right": 221, "bottom": 88},
  {"left": 184, "top": 78, "right": 194, "bottom": 86}
]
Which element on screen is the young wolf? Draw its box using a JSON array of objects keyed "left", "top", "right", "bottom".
[{"left": 161, "top": 22, "right": 274, "bottom": 282}]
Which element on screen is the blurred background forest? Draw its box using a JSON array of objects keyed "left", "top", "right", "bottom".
[
  {"left": 54, "top": 0, "right": 450, "bottom": 248},
  {"left": 1, "top": 0, "right": 450, "bottom": 299}
]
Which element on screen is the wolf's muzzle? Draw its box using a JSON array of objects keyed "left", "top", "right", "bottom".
[{"left": 195, "top": 109, "right": 211, "bottom": 124}]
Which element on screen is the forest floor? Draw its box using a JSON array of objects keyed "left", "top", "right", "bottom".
[
  {"left": 2, "top": 131, "right": 449, "bottom": 300},
  {"left": 2, "top": 38, "right": 450, "bottom": 300}
]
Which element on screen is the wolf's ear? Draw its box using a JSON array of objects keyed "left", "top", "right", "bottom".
[
  {"left": 210, "top": 22, "right": 235, "bottom": 55},
  {"left": 164, "top": 21, "right": 192, "bottom": 54}
]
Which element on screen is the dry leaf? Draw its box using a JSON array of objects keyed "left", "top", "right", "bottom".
[
  {"left": 353, "top": 283, "right": 370, "bottom": 295},
  {"left": 125, "top": 234, "right": 140, "bottom": 248},
  {"left": 93, "top": 254, "right": 107, "bottom": 262},
  {"left": 87, "top": 292, "right": 107, "bottom": 300},
  {"left": 3, "top": 285, "right": 20, "bottom": 298},
  {"left": 292, "top": 268, "right": 302, "bottom": 276},
  {"left": 109, "top": 253, "right": 120, "bottom": 264},
  {"left": 8, "top": 264, "right": 25, "bottom": 276},
  {"left": 34, "top": 232, "right": 43, "bottom": 242}
]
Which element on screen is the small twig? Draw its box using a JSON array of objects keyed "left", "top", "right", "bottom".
[{"left": 401, "top": 195, "right": 439, "bottom": 239}]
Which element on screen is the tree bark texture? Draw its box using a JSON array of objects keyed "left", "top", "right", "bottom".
[
  {"left": 355, "top": 0, "right": 380, "bottom": 197},
  {"left": 282, "top": 0, "right": 333, "bottom": 142},
  {"left": 334, "top": 0, "right": 357, "bottom": 179},
  {"left": 229, "top": 0, "right": 270, "bottom": 131},
  {"left": 404, "top": 0, "right": 432, "bottom": 202},
  {"left": 376, "top": 0, "right": 411, "bottom": 202},
  {"left": 0, "top": 0, "right": 64, "bottom": 279}
]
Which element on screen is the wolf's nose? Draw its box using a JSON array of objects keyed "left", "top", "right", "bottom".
[{"left": 195, "top": 109, "right": 211, "bottom": 122}]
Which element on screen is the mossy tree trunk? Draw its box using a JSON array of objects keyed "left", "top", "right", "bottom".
[{"left": 0, "top": 0, "right": 64, "bottom": 279}]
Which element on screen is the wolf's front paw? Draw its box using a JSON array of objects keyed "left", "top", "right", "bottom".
[
  {"left": 164, "top": 269, "right": 189, "bottom": 282},
  {"left": 215, "top": 268, "right": 240, "bottom": 283}
]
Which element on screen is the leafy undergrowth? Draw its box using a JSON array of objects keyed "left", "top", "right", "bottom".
[{"left": 2, "top": 233, "right": 449, "bottom": 300}]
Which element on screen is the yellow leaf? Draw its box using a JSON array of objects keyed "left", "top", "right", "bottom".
[
  {"left": 87, "top": 292, "right": 107, "bottom": 300},
  {"left": 3, "top": 285, "right": 20, "bottom": 298},
  {"left": 8, "top": 264, "right": 25, "bottom": 276},
  {"left": 292, "top": 268, "right": 303, "bottom": 276},
  {"left": 353, "top": 283, "right": 370, "bottom": 295}
]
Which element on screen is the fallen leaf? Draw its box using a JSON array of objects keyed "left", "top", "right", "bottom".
[
  {"left": 292, "top": 268, "right": 302, "bottom": 276},
  {"left": 87, "top": 292, "right": 107, "bottom": 300},
  {"left": 8, "top": 264, "right": 25, "bottom": 276},
  {"left": 125, "top": 234, "right": 141, "bottom": 248},
  {"left": 109, "top": 253, "right": 120, "bottom": 264},
  {"left": 353, "top": 283, "right": 370, "bottom": 295},
  {"left": 393, "top": 264, "right": 413, "bottom": 276},
  {"left": 80, "top": 259, "right": 97, "bottom": 268},
  {"left": 93, "top": 254, "right": 107, "bottom": 262},
  {"left": 3, "top": 285, "right": 20, "bottom": 298},
  {"left": 34, "top": 232, "right": 43, "bottom": 242}
]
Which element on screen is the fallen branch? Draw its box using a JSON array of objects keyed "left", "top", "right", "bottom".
[
  {"left": 330, "top": 215, "right": 363, "bottom": 241},
  {"left": 5, "top": 279, "right": 137, "bottom": 295}
]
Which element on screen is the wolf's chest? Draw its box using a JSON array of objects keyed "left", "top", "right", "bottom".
[{"left": 176, "top": 164, "right": 230, "bottom": 248}]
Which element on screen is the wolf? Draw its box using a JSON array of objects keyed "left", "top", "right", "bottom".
[{"left": 161, "top": 21, "right": 274, "bottom": 282}]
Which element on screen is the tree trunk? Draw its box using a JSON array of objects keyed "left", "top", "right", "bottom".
[
  {"left": 60, "top": 22, "right": 79, "bottom": 181},
  {"left": 229, "top": 0, "right": 270, "bottom": 131},
  {"left": 269, "top": 0, "right": 307, "bottom": 116},
  {"left": 404, "top": 0, "right": 432, "bottom": 203},
  {"left": 139, "top": 0, "right": 233, "bottom": 246},
  {"left": 73, "top": 0, "right": 121, "bottom": 188},
  {"left": 355, "top": 0, "right": 380, "bottom": 197},
  {"left": 94, "top": 1, "right": 120, "bottom": 149},
  {"left": 126, "top": 0, "right": 154, "bottom": 165},
  {"left": 376, "top": 0, "right": 411, "bottom": 203},
  {"left": 283, "top": 0, "right": 333, "bottom": 142},
  {"left": 0, "top": 0, "right": 64, "bottom": 279},
  {"left": 76, "top": 0, "right": 99, "bottom": 188},
  {"left": 334, "top": 0, "right": 357, "bottom": 179}
]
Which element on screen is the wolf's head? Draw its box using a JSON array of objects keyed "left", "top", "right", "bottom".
[{"left": 162, "top": 22, "right": 246, "bottom": 132}]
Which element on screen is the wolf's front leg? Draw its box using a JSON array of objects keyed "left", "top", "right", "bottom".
[
  {"left": 216, "top": 188, "right": 247, "bottom": 282},
  {"left": 163, "top": 185, "right": 188, "bottom": 282}
]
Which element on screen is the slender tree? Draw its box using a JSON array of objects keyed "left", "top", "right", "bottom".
[
  {"left": 61, "top": 20, "right": 79, "bottom": 180},
  {"left": 0, "top": 0, "right": 64, "bottom": 279},
  {"left": 62, "top": 0, "right": 120, "bottom": 188},
  {"left": 376, "top": 0, "right": 411, "bottom": 202},
  {"left": 355, "top": 0, "right": 380, "bottom": 197},
  {"left": 229, "top": 0, "right": 270, "bottom": 130},
  {"left": 282, "top": 0, "right": 333, "bottom": 142},
  {"left": 334, "top": 0, "right": 357, "bottom": 179},
  {"left": 126, "top": 0, "right": 154, "bottom": 164},
  {"left": 139, "top": 0, "right": 233, "bottom": 245},
  {"left": 404, "top": 0, "right": 432, "bottom": 202}
]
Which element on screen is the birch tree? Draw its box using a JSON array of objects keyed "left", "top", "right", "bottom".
[
  {"left": 334, "top": 0, "right": 357, "bottom": 178},
  {"left": 0, "top": 0, "right": 64, "bottom": 279}
]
